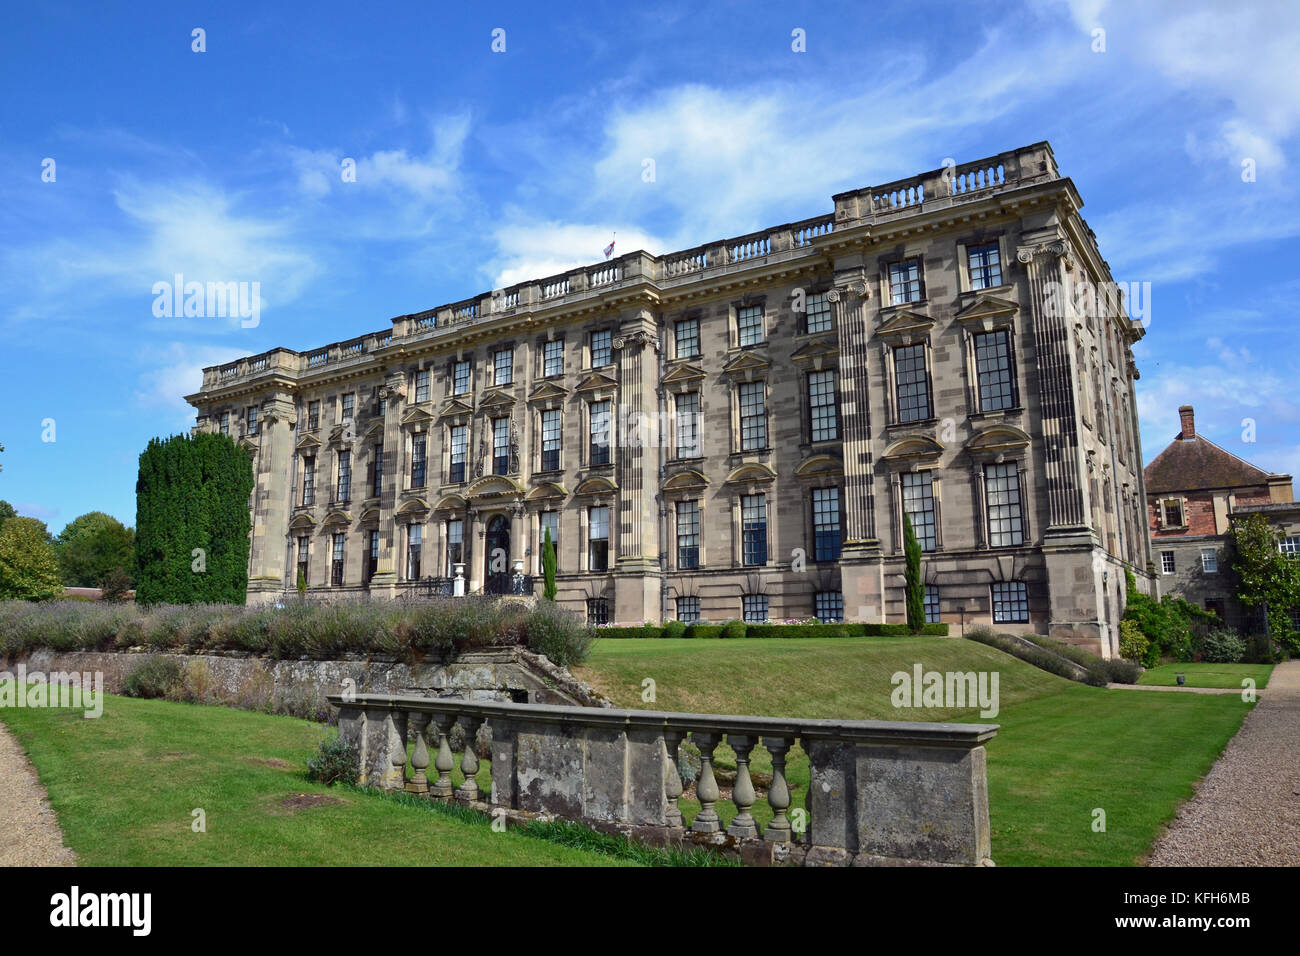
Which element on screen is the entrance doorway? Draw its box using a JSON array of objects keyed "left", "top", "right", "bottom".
[{"left": 485, "top": 514, "right": 510, "bottom": 594}]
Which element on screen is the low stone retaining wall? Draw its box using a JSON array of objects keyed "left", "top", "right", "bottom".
[
  {"left": 13, "top": 646, "right": 607, "bottom": 709},
  {"left": 332, "top": 692, "right": 998, "bottom": 866}
]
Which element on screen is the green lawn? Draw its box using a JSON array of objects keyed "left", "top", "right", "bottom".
[
  {"left": 1139, "top": 662, "right": 1273, "bottom": 689},
  {"left": 575, "top": 637, "right": 1255, "bottom": 866},
  {"left": 0, "top": 688, "right": 636, "bottom": 867}
]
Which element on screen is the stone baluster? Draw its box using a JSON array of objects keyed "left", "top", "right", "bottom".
[
  {"left": 690, "top": 732, "right": 722, "bottom": 833},
  {"left": 663, "top": 729, "right": 686, "bottom": 828},
  {"left": 725, "top": 735, "right": 758, "bottom": 839},
  {"left": 431, "top": 713, "right": 456, "bottom": 800},
  {"left": 406, "top": 712, "right": 431, "bottom": 795},
  {"left": 384, "top": 709, "right": 408, "bottom": 791},
  {"left": 456, "top": 716, "right": 485, "bottom": 803},
  {"left": 761, "top": 736, "right": 794, "bottom": 842}
]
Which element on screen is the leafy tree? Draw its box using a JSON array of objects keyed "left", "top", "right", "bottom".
[
  {"left": 56, "top": 511, "right": 135, "bottom": 587},
  {"left": 903, "top": 513, "right": 924, "bottom": 634},
  {"left": 0, "top": 516, "right": 64, "bottom": 601},
  {"left": 542, "top": 526, "right": 557, "bottom": 601},
  {"left": 1229, "top": 513, "right": 1300, "bottom": 654},
  {"left": 100, "top": 567, "right": 134, "bottom": 602},
  {"left": 134, "top": 432, "right": 254, "bottom": 605},
  {"left": 0, "top": 499, "right": 16, "bottom": 531}
]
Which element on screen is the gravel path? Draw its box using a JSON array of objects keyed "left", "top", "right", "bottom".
[
  {"left": 1147, "top": 660, "right": 1300, "bottom": 866},
  {"left": 0, "top": 720, "right": 76, "bottom": 867}
]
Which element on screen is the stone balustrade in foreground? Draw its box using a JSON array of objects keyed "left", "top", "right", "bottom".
[{"left": 327, "top": 693, "right": 998, "bottom": 866}]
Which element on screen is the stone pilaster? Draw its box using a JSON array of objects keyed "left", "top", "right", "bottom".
[
  {"left": 830, "top": 277, "right": 884, "bottom": 622},
  {"left": 246, "top": 391, "right": 296, "bottom": 603}
]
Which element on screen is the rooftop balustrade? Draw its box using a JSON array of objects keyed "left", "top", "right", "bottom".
[{"left": 198, "top": 143, "right": 1059, "bottom": 393}]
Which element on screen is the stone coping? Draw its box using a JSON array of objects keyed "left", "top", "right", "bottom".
[{"left": 329, "top": 693, "right": 999, "bottom": 748}]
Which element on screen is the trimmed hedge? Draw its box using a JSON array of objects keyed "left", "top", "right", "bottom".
[{"left": 591, "top": 621, "right": 950, "bottom": 639}]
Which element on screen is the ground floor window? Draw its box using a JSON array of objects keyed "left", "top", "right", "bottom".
[
  {"left": 991, "top": 581, "right": 1029, "bottom": 623},
  {"left": 676, "top": 596, "right": 700, "bottom": 623},
  {"left": 331, "top": 533, "right": 345, "bottom": 587},
  {"left": 814, "top": 591, "right": 843, "bottom": 623},
  {"left": 742, "top": 594, "right": 769, "bottom": 623},
  {"left": 924, "top": 585, "right": 940, "bottom": 624},
  {"left": 587, "top": 597, "right": 609, "bottom": 625},
  {"left": 1160, "top": 550, "right": 1175, "bottom": 574}
]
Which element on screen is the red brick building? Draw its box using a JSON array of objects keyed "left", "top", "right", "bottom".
[{"left": 1145, "top": 405, "right": 1295, "bottom": 628}]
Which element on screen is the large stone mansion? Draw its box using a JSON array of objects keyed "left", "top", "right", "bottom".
[{"left": 187, "top": 141, "right": 1150, "bottom": 655}]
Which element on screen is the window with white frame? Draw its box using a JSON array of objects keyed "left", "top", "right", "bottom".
[
  {"left": 742, "top": 594, "right": 769, "bottom": 623},
  {"left": 589, "top": 401, "right": 611, "bottom": 466},
  {"left": 974, "top": 329, "right": 1015, "bottom": 411},
  {"left": 587, "top": 597, "right": 609, "bottom": 625},
  {"left": 307, "top": 400, "right": 320, "bottom": 430},
  {"left": 301, "top": 456, "right": 315, "bottom": 506},
  {"left": 590, "top": 329, "right": 612, "bottom": 367},
  {"left": 812, "top": 487, "right": 841, "bottom": 561},
  {"left": 1201, "top": 549, "right": 1218, "bottom": 573},
  {"left": 893, "top": 344, "right": 932, "bottom": 422},
  {"left": 737, "top": 305, "right": 764, "bottom": 346},
  {"left": 1160, "top": 550, "right": 1175, "bottom": 574},
  {"left": 991, "top": 581, "right": 1029, "bottom": 623},
  {"left": 588, "top": 506, "right": 610, "bottom": 572},
  {"left": 365, "top": 529, "right": 379, "bottom": 585},
  {"left": 676, "top": 596, "right": 700, "bottom": 623},
  {"left": 675, "top": 392, "right": 700, "bottom": 458},
  {"left": 924, "top": 585, "right": 940, "bottom": 624},
  {"left": 341, "top": 393, "right": 355, "bottom": 422},
  {"left": 371, "top": 443, "right": 384, "bottom": 497},
  {"left": 677, "top": 500, "right": 700, "bottom": 569},
  {"left": 446, "top": 519, "right": 463, "bottom": 576},
  {"left": 246, "top": 406, "right": 259, "bottom": 436},
  {"left": 1160, "top": 498, "right": 1185, "bottom": 528},
  {"left": 452, "top": 360, "right": 471, "bottom": 396},
  {"left": 808, "top": 370, "right": 838, "bottom": 441},
  {"left": 415, "top": 369, "right": 431, "bottom": 403},
  {"left": 742, "top": 494, "right": 767, "bottom": 566},
  {"left": 985, "top": 462, "right": 1024, "bottom": 547},
  {"left": 675, "top": 317, "right": 700, "bottom": 358},
  {"left": 888, "top": 258, "right": 922, "bottom": 305},
  {"left": 543, "top": 338, "right": 564, "bottom": 377},
  {"left": 410, "top": 436, "right": 426, "bottom": 488},
  {"left": 492, "top": 418, "right": 510, "bottom": 475},
  {"left": 967, "top": 241, "right": 1003, "bottom": 290},
  {"left": 448, "top": 425, "right": 466, "bottom": 483},
  {"left": 220, "top": 411, "right": 230, "bottom": 435},
  {"left": 902, "top": 470, "right": 937, "bottom": 551},
  {"left": 815, "top": 591, "right": 844, "bottom": 623},
  {"left": 493, "top": 348, "right": 513, "bottom": 386},
  {"left": 331, "top": 533, "right": 346, "bottom": 587},
  {"left": 296, "top": 536, "right": 309, "bottom": 585},
  {"left": 1280, "top": 537, "right": 1300, "bottom": 558},
  {"left": 407, "top": 525, "right": 422, "bottom": 579},
  {"left": 738, "top": 381, "right": 767, "bottom": 450},
  {"left": 540, "top": 409, "right": 561, "bottom": 471},
  {"left": 336, "top": 450, "right": 351, "bottom": 502},
  {"left": 805, "top": 291, "right": 832, "bottom": 334}
]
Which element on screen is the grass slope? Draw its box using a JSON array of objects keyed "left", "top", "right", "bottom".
[
  {"left": 0, "top": 690, "right": 630, "bottom": 867},
  {"left": 575, "top": 637, "right": 1254, "bottom": 866}
]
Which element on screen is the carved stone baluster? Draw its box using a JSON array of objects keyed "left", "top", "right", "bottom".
[
  {"left": 406, "top": 712, "right": 431, "bottom": 795},
  {"left": 726, "top": 735, "right": 758, "bottom": 839},
  {"left": 384, "top": 709, "right": 409, "bottom": 791},
  {"left": 663, "top": 729, "right": 685, "bottom": 828},
  {"left": 431, "top": 713, "right": 456, "bottom": 800},
  {"left": 457, "top": 716, "right": 485, "bottom": 803},
  {"left": 690, "top": 731, "right": 722, "bottom": 833},
  {"left": 761, "top": 736, "right": 794, "bottom": 842}
]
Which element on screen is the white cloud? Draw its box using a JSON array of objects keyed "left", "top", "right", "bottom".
[
  {"left": 134, "top": 342, "right": 252, "bottom": 427},
  {"left": 488, "top": 217, "right": 667, "bottom": 288}
]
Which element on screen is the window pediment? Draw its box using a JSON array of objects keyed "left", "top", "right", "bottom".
[
  {"left": 724, "top": 463, "right": 777, "bottom": 485},
  {"left": 466, "top": 475, "right": 525, "bottom": 499},
  {"left": 875, "top": 310, "right": 934, "bottom": 343},
  {"left": 437, "top": 398, "right": 473, "bottom": 421},
  {"left": 966, "top": 424, "right": 1031, "bottom": 457},
  {"left": 401, "top": 406, "right": 435, "bottom": 430},
  {"left": 955, "top": 294, "right": 1020, "bottom": 331},
  {"left": 576, "top": 372, "right": 619, "bottom": 396},
  {"left": 662, "top": 362, "right": 706, "bottom": 386},
  {"left": 288, "top": 513, "right": 316, "bottom": 531},
  {"left": 433, "top": 493, "right": 467, "bottom": 512},
  {"left": 881, "top": 436, "right": 944, "bottom": 464},
  {"left": 528, "top": 381, "right": 569, "bottom": 406},
  {"left": 790, "top": 338, "right": 839, "bottom": 370},
  {"left": 363, "top": 420, "right": 386, "bottom": 439},
  {"left": 295, "top": 434, "right": 322, "bottom": 452},
  {"left": 526, "top": 481, "right": 568, "bottom": 501},
  {"left": 322, "top": 509, "right": 351, "bottom": 527},
  {"left": 721, "top": 351, "right": 771, "bottom": 380},
  {"left": 794, "top": 453, "right": 844, "bottom": 478},
  {"left": 395, "top": 497, "right": 430, "bottom": 515},
  {"left": 662, "top": 469, "right": 709, "bottom": 493},
  {"left": 575, "top": 475, "right": 619, "bottom": 497},
  {"left": 479, "top": 388, "right": 517, "bottom": 410}
]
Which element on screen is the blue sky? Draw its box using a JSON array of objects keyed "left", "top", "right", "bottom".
[{"left": 2, "top": 0, "right": 1298, "bottom": 534}]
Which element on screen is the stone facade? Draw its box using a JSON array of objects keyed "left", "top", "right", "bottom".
[
  {"left": 187, "top": 141, "right": 1149, "bottom": 655},
  {"left": 1146, "top": 404, "right": 1297, "bottom": 630}
]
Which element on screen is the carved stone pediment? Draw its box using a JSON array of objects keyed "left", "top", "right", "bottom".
[
  {"left": 794, "top": 453, "right": 844, "bottom": 478},
  {"left": 724, "top": 462, "right": 777, "bottom": 485},
  {"left": 526, "top": 482, "right": 568, "bottom": 501},
  {"left": 575, "top": 372, "right": 619, "bottom": 395},
  {"left": 721, "top": 351, "right": 771, "bottom": 381},
  {"left": 881, "top": 436, "right": 944, "bottom": 465},
  {"left": 955, "top": 294, "right": 1019, "bottom": 331},
  {"left": 479, "top": 388, "right": 517, "bottom": 410},
  {"left": 662, "top": 362, "right": 706, "bottom": 386},
  {"left": 574, "top": 475, "right": 619, "bottom": 497},
  {"left": 438, "top": 398, "right": 474, "bottom": 421},
  {"left": 662, "top": 469, "right": 709, "bottom": 493},
  {"left": 790, "top": 338, "right": 840, "bottom": 370},
  {"left": 966, "top": 424, "right": 1031, "bottom": 458},
  {"left": 875, "top": 310, "right": 934, "bottom": 343},
  {"left": 295, "top": 433, "right": 322, "bottom": 452},
  {"left": 528, "top": 381, "right": 569, "bottom": 406}
]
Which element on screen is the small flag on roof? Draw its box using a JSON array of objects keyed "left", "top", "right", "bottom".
[{"left": 604, "top": 234, "right": 615, "bottom": 259}]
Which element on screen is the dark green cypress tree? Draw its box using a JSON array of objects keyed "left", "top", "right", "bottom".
[
  {"left": 904, "top": 512, "right": 925, "bottom": 634},
  {"left": 134, "top": 433, "right": 253, "bottom": 604},
  {"left": 542, "top": 526, "right": 557, "bottom": 601}
]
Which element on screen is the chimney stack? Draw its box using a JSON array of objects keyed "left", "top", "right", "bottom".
[{"left": 1179, "top": 405, "right": 1195, "bottom": 440}]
